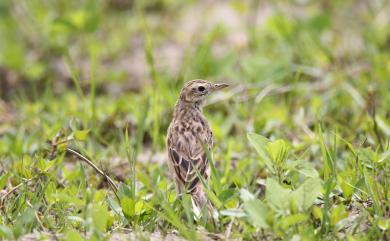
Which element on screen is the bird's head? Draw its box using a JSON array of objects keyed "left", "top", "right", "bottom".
[{"left": 179, "top": 79, "right": 229, "bottom": 104}]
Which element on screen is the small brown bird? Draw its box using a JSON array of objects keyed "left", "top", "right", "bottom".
[{"left": 167, "top": 79, "right": 229, "bottom": 209}]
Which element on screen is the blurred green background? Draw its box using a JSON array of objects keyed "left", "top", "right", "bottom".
[
  {"left": 0, "top": 0, "right": 389, "bottom": 240},
  {"left": 1, "top": 0, "right": 389, "bottom": 148}
]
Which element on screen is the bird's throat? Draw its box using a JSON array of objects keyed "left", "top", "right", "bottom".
[{"left": 174, "top": 100, "right": 203, "bottom": 119}]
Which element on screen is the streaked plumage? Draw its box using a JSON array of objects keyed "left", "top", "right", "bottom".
[{"left": 167, "top": 79, "right": 228, "bottom": 208}]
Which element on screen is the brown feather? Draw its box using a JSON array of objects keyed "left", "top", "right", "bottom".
[{"left": 166, "top": 79, "right": 228, "bottom": 209}]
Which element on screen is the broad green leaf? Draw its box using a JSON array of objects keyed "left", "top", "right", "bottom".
[
  {"left": 247, "top": 133, "right": 273, "bottom": 171},
  {"left": 107, "top": 196, "right": 128, "bottom": 225},
  {"left": 55, "top": 191, "right": 84, "bottom": 206},
  {"left": 266, "top": 177, "right": 322, "bottom": 212},
  {"left": 297, "top": 163, "right": 319, "bottom": 178},
  {"left": 44, "top": 182, "right": 57, "bottom": 204},
  {"left": 377, "top": 218, "right": 389, "bottom": 231},
  {"left": 240, "top": 188, "right": 255, "bottom": 202},
  {"left": 44, "top": 159, "right": 56, "bottom": 172},
  {"left": 266, "top": 178, "right": 290, "bottom": 212},
  {"left": 243, "top": 199, "right": 269, "bottom": 228},
  {"left": 118, "top": 183, "right": 132, "bottom": 199},
  {"left": 330, "top": 204, "right": 348, "bottom": 226},
  {"left": 265, "top": 139, "right": 290, "bottom": 164},
  {"left": 36, "top": 158, "right": 56, "bottom": 172},
  {"left": 73, "top": 130, "right": 90, "bottom": 141},
  {"left": 93, "top": 190, "right": 106, "bottom": 202},
  {"left": 220, "top": 208, "right": 246, "bottom": 218},
  {"left": 337, "top": 174, "right": 354, "bottom": 200},
  {"left": 91, "top": 204, "right": 109, "bottom": 232},
  {"left": 218, "top": 188, "right": 235, "bottom": 202},
  {"left": 312, "top": 206, "right": 323, "bottom": 221},
  {"left": 0, "top": 225, "right": 13, "bottom": 240},
  {"left": 63, "top": 229, "right": 83, "bottom": 241},
  {"left": 13, "top": 208, "right": 35, "bottom": 238},
  {"left": 290, "top": 178, "right": 322, "bottom": 210},
  {"left": 134, "top": 200, "right": 145, "bottom": 215},
  {"left": 278, "top": 213, "right": 308, "bottom": 230},
  {"left": 18, "top": 207, "right": 36, "bottom": 225},
  {"left": 121, "top": 197, "right": 135, "bottom": 218},
  {"left": 284, "top": 160, "right": 302, "bottom": 170}
]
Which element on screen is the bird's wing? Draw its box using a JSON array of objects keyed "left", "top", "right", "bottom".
[
  {"left": 168, "top": 147, "right": 207, "bottom": 192},
  {"left": 168, "top": 127, "right": 211, "bottom": 193}
]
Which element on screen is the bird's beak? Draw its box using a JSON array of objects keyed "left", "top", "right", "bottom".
[{"left": 213, "top": 83, "right": 229, "bottom": 91}]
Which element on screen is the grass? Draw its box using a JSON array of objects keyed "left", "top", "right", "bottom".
[{"left": 0, "top": 0, "right": 390, "bottom": 240}]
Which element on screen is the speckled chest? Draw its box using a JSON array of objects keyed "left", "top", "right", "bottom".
[{"left": 170, "top": 106, "right": 213, "bottom": 147}]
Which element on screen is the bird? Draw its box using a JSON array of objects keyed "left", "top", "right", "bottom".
[{"left": 166, "top": 79, "right": 229, "bottom": 210}]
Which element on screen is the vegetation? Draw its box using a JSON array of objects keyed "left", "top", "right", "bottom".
[{"left": 0, "top": 0, "right": 389, "bottom": 240}]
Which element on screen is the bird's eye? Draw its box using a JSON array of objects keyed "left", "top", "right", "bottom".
[{"left": 198, "top": 86, "right": 205, "bottom": 92}]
